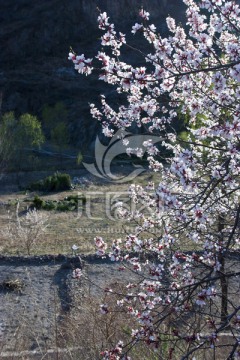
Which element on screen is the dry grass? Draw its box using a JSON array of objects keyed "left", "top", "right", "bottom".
[
  {"left": 0, "top": 171, "right": 162, "bottom": 255},
  {"left": 55, "top": 276, "right": 164, "bottom": 360},
  {"left": 0, "top": 179, "right": 201, "bottom": 256}
]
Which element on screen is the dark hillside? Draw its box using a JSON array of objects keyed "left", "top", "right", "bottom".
[{"left": 0, "top": 0, "right": 185, "bottom": 150}]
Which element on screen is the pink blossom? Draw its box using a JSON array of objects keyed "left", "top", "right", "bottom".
[{"left": 70, "top": 3, "right": 240, "bottom": 358}]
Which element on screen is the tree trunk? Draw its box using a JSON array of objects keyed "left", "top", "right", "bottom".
[{"left": 218, "top": 215, "right": 228, "bottom": 323}]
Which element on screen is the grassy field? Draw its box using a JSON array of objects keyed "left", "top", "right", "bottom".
[{"left": 0, "top": 169, "right": 161, "bottom": 255}]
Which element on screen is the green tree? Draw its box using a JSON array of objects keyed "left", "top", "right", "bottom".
[
  {"left": 0, "top": 112, "right": 45, "bottom": 173},
  {"left": 18, "top": 113, "right": 45, "bottom": 149}
]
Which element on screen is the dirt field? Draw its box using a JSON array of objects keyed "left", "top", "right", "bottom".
[{"left": 0, "top": 255, "right": 141, "bottom": 359}]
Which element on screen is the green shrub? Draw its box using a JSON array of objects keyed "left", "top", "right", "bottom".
[
  {"left": 43, "top": 201, "right": 56, "bottom": 211},
  {"left": 27, "top": 172, "right": 71, "bottom": 192},
  {"left": 65, "top": 194, "right": 86, "bottom": 205},
  {"left": 44, "top": 176, "right": 56, "bottom": 191},
  {"left": 56, "top": 201, "right": 72, "bottom": 211},
  {"left": 30, "top": 192, "right": 85, "bottom": 212},
  {"left": 54, "top": 173, "right": 71, "bottom": 191},
  {"left": 32, "top": 195, "right": 45, "bottom": 209}
]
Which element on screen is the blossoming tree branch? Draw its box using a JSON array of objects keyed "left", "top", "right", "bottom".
[{"left": 69, "top": 0, "right": 240, "bottom": 358}]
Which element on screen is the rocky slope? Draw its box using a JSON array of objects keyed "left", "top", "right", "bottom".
[
  {"left": 0, "top": 255, "right": 140, "bottom": 357},
  {"left": 0, "top": 0, "right": 185, "bottom": 150}
]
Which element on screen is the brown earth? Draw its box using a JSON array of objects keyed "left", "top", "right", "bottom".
[{"left": 0, "top": 255, "right": 140, "bottom": 359}]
